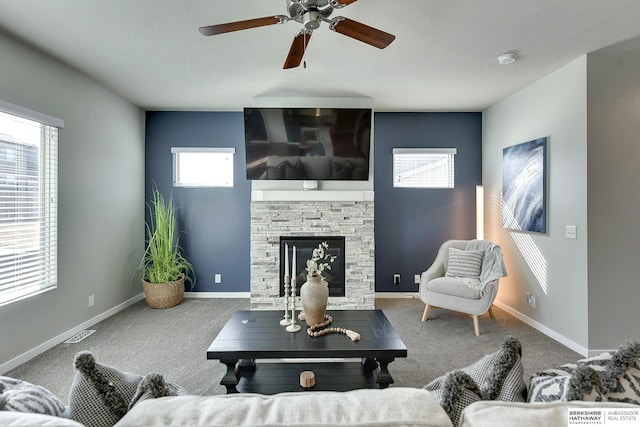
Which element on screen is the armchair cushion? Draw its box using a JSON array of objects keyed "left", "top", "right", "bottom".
[
  {"left": 427, "top": 277, "right": 482, "bottom": 300},
  {"left": 446, "top": 248, "right": 484, "bottom": 279}
]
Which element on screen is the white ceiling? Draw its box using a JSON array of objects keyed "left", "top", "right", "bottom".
[{"left": 1, "top": 0, "right": 640, "bottom": 111}]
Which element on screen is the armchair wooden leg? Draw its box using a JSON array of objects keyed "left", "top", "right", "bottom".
[
  {"left": 488, "top": 306, "right": 494, "bottom": 317},
  {"left": 421, "top": 305, "right": 431, "bottom": 322},
  {"left": 473, "top": 315, "right": 480, "bottom": 336}
]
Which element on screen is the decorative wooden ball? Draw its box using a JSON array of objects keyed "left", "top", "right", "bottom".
[{"left": 299, "top": 371, "right": 315, "bottom": 388}]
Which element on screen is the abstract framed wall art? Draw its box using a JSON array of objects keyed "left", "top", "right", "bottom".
[{"left": 502, "top": 137, "right": 548, "bottom": 233}]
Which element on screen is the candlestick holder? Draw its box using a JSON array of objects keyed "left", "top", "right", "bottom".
[
  {"left": 286, "top": 276, "right": 301, "bottom": 333},
  {"left": 280, "top": 275, "right": 291, "bottom": 326}
]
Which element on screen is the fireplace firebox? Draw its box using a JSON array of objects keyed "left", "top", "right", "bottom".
[{"left": 280, "top": 236, "right": 345, "bottom": 297}]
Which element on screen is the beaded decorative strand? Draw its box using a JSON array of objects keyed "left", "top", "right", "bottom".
[{"left": 305, "top": 315, "right": 361, "bottom": 342}]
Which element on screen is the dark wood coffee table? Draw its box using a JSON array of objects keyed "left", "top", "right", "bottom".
[{"left": 207, "top": 309, "right": 407, "bottom": 394}]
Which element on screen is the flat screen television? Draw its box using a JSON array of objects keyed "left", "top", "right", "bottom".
[{"left": 244, "top": 107, "right": 372, "bottom": 181}]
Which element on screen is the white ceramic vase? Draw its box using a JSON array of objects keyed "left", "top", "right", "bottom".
[{"left": 300, "top": 274, "right": 329, "bottom": 327}]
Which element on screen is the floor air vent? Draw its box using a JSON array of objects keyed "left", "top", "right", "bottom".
[{"left": 64, "top": 330, "right": 96, "bottom": 344}]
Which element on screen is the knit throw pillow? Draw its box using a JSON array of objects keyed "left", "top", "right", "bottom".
[
  {"left": 424, "top": 335, "right": 526, "bottom": 427},
  {"left": 445, "top": 248, "right": 484, "bottom": 278},
  {"left": 67, "top": 352, "right": 143, "bottom": 427},
  {"left": 128, "top": 373, "right": 187, "bottom": 410},
  {"left": 0, "top": 376, "right": 66, "bottom": 416}
]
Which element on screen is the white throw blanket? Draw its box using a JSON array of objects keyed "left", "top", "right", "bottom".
[{"left": 459, "top": 240, "right": 508, "bottom": 296}]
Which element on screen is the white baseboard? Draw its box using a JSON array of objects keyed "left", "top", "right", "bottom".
[
  {"left": 0, "top": 293, "right": 145, "bottom": 375},
  {"left": 375, "top": 292, "right": 420, "bottom": 299},
  {"left": 184, "top": 292, "right": 251, "bottom": 298},
  {"left": 492, "top": 300, "right": 590, "bottom": 357}
]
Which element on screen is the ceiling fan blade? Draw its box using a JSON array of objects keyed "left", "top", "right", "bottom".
[
  {"left": 283, "top": 31, "right": 312, "bottom": 69},
  {"left": 199, "top": 16, "right": 283, "bottom": 36},
  {"left": 330, "top": 17, "right": 395, "bottom": 49},
  {"left": 331, "top": 0, "right": 358, "bottom": 7}
]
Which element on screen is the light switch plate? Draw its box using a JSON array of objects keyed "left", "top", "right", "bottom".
[{"left": 565, "top": 225, "right": 577, "bottom": 239}]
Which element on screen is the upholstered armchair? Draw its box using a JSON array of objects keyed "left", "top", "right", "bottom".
[{"left": 419, "top": 239, "right": 507, "bottom": 336}]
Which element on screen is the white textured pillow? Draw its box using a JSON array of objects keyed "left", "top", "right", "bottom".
[{"left": 446, "top": 248, "right": 484, "bottom": 278}]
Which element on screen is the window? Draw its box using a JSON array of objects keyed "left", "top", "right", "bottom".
[
  {"left": 392, "top": 148, "right": 457, "bottom": 188},
  {"left": 0, "top": 100, "right": 62, "bottom": 306},
  {"left": 172, "top": 147, "right": 235, "bottom": 188}
]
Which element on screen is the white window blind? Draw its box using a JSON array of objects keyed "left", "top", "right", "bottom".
[
  {"left": 392, "top": 148, "right": 457, "bottom": 188},
  {"left": 0, "top": 101, "right": 61, "bottom": 306},
  {"left": 172, "top": 147, "right": 235, "bottom": 188}
]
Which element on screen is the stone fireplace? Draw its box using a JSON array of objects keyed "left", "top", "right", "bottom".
[
  {"left": 250, "top": 192, "right": 374, "bottom": 310},
  {"left": 279, "top": 236, "right": 346, "bottom": 297}
]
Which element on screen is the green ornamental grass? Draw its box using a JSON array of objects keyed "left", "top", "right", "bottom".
[{"left": 141, "top": 187, "right": 194, "bottom": 287}]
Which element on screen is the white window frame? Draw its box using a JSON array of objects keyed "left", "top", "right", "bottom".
[
  {"left": 392, "top": 148, "right": 457, "bottom": 188},
  {"left": 171, "top": 147, "right": 235, "bottom": 188},
  {"left": 0, "top": 100, "right": 62, "bottom": 306}
]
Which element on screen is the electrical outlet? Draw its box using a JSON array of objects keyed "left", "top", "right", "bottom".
[
  {"left": 414, "top": 274, "right": 421, "bottom": 284},
  {"left": 214, "top": 274, "right": 222, "bottom": 284},
  {"left": 88, "top": 295, "right": 95, "bottom": 308},
  {"left": 525, "top": 292, "right": 536, "bottom": 308},
  {"left": 393, "top": 274, "right": 400, "bottom": 285}
]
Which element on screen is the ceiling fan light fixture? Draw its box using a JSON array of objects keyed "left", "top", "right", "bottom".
[
  {"left": 303, "top": 11, "right": 321, "bottom": 30},
  {"left": 498, "top": 52, "right": 517, "bottom": 65}
]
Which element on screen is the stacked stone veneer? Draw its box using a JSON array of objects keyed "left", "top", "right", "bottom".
[{"left": 250, "top": 200, "right": 375, "bottom": 310}]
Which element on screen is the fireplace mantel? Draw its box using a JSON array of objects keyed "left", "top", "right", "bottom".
[{"left": 251, "top": 190, "right": 374, "bottom": 202}]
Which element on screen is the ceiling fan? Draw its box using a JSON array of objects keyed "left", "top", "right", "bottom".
[{"left": 198, "top": 0, "right": 396, "bottom": 69}]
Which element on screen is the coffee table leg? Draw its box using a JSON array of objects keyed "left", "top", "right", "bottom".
[
  {"left": 220, "top": 359, "right": 240, "bottom": 394},
  {"left": 238, "top": 358, "right": 256, "bottom": 372},
  {"left": 361, "top": 357, "right": 379, "bottom": 372},
  {"left": 375, "top": 358, "right": 395, "bottom": 389}
]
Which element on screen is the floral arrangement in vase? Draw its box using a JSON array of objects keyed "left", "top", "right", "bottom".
[{"left": 305, "top": 241, "right": 337, "bottom": 279}]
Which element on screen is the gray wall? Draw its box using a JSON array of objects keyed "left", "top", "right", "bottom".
[
  {"left": 484, "top": 45, "right": 640, "bottom": 354},
  {"left": 483, "top": 57, "right": 590, "bottom": 353},
  {"left": 586, "top": 39, "right": 640, "bottom": 351},
  {"left": 0, "top": 32, "right": 144, "bottom": 370},
  {"left": 374, "top": 113, "right": 482, "bottom": 292}
]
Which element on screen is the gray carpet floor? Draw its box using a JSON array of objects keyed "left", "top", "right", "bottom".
[{"left": 6, "top": 297, "right": 582, "bottom": 403}]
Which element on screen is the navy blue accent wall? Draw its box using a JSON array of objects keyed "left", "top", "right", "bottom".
[
  {"left": 374, "top": 113, "right": 482, "bottom": 292},
  {"left": 145, "top": 111, "right": 251, "bottom": 292},
  {"left": 145, "top": 111, "right": 481, "bottom": 294}
]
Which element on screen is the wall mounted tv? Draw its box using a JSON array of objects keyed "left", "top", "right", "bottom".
[{"left": 244, "top": 107, "right": 372, "bottom": 181}]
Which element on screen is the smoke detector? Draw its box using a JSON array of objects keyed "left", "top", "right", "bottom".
[{"left": 498, "top": 52, "right": 517, "bottom": 65}]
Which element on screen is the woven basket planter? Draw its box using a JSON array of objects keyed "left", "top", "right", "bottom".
[{"left": 142, "top": 275, "right": 185, "bottom": 309}]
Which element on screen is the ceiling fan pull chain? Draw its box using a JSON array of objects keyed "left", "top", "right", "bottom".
[{"left": 303, "top": 30, "right": 308, "bottom": 69}]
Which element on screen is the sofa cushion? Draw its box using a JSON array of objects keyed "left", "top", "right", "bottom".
[
  {"left": 115, "top": 388, "right": 453, "bottom": 427},
  {"left": 0, "top": 411, "right": 86, "bottom": 426},
  {"left": 458, "top": 400, "right": 640, "bottom": 427},
  {"left": 425, "top": 336, "right": 526, "bottom": 427},
  {"left": 446, "top": 248, "right": 484, "bottom": 279},
  {"left": 0, "top": 376, "right": 65, "bottom": 417}
]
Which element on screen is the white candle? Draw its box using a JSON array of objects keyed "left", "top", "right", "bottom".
[
  {"left": 284, "top": 243, "right": 289, "bottom": 278},
  {"left": 292, "top": 246, "right": 296, "bottom": 287}
]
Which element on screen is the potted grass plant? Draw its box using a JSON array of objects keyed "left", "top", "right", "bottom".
[{"left": 140, "top": 186, "right": 194, "bottom": 309}]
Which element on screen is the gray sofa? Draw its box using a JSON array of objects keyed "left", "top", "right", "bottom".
[{"left": 2, "top": 388, "right": 638, "bottom": 427}]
